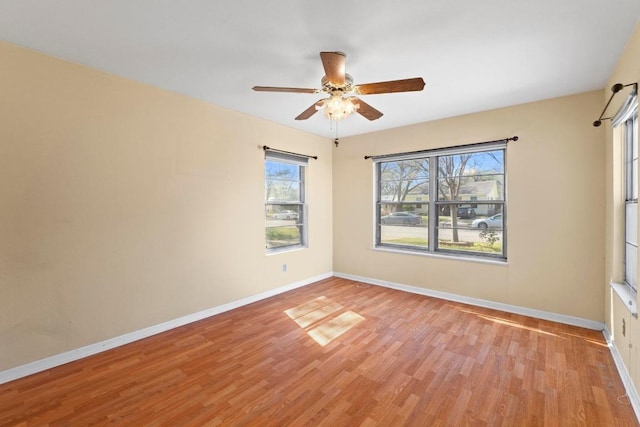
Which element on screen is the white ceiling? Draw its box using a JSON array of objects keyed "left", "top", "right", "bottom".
[{"left": 1, "top": 1, "right": 639, "bottom": 138}]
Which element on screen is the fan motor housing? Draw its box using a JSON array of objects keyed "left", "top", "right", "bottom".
[{"left": 321, "top": 74, "right": 353, "bottom": 93}]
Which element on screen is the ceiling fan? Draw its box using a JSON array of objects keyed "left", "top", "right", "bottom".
[{"left": 252, "top": 52, "right": 425, "bottom": 122}]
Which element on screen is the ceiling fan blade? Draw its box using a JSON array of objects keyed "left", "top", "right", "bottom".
[
  {"left": 320, "top": 52, "right": 346, "bottom": 86},
  {"left": 354, "top": 97, "right": 383, "bottom": 121},
  {"left": 253, "top": 86, "right": 318, "bottom": 94},
  {"left": 295, "top": 100, "right": 324, "bottom": 120},
  {"left": 354, "top": 77, "right": 425, "bottom": 95}
]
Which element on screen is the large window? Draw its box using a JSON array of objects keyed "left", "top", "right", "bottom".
[
  {"left": 265, "top": 152, "right": 307, "bottom": 251},
  {"left": 375, "top": 142, "right": 506, "bottom": 260},
  {"left": 619, "top": 95, "right": 639, "bottom": 293}
]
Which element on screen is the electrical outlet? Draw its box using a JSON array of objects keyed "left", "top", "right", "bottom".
[{"left": 282, "top": 264, "right": 287, "bottom": 272}]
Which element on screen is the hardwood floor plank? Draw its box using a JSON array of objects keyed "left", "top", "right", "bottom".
[{"left": 0, "top": 277, "right": 636, "bottom": 426}]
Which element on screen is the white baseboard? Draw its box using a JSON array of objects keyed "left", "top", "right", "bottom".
[
  {"left": 603, "top": 327, "right": 640, "bottom": 420},
  {"left": 0, "top": 272, "right": 615, "bottom": 387},
  {"left": 0, "top": 272, "right": 332, "bottom": 385},
  {"left": 334, "top": 272, "right": 605, "bottom": 331}
]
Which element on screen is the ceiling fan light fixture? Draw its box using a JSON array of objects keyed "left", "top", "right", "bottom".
[
  {"left": 320, "top": 94, "right": 360, "bottom": 121},
  {"left": 253, "top": 51, "right": 423, "bottom": 123}
]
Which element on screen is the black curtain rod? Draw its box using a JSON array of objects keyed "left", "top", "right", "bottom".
[
  {"left": 593, "top": 82, "right": 638, "bottom": 127},
  {"left": 363, "top": 136, "right": 519, "bottom": 160},
  {"left": 263, "top": 145, "right": 318, "bottom": 160}
]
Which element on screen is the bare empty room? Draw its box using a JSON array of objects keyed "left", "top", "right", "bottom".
[{"left": 1, "top": 1, "right": 640, "bottom": 425}]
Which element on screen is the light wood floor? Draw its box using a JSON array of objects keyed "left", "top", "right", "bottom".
[{"left": 0, "top": 277, "right": 637, "bottom": 426}]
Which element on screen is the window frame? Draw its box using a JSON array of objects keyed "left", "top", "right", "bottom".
[
  {"left": 624, "top": 110, "right": 638, "bottom": 294},
  {"left": 265, "top": 152, "right": 308, "bottom": 253},
  {"left": 374, "top": 142, "right": 507, "bottom": 261}
]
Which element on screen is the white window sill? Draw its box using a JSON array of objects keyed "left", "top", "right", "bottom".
[
  {"left": 611, "top": 282, "right": 638, "bottom": 317},
  {"left": 266, "top": 245, "right": 307, "bottom": 256},
  {"left": 373, "top": 246, "right": 508, "bottom": 266}
]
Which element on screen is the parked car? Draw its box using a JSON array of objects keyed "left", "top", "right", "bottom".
[
  {"left": 456, "top": 206, "right": 476, "bottom": 219},
  {"left": 274, "top": 210, "right": 298, "bottom": 220},
  {"left": 381, "top": 212, "right": 422, "bottom": 225},
  {"left": 471, "top": 213, "right": 502, "bottom": 229}
]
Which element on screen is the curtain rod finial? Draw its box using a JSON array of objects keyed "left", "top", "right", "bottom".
[
  {"left": 612, "top": 83, "right": 624, "bottom": 93},
  {"left": 593, "top": 120, "right": 602, "bottom": 127}
]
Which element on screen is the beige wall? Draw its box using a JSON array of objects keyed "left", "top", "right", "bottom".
[
  {"left": 333, "top": 91, "right": 605, "bottom": 321},
  {"left": 0, "top": 41, "right": 333, "bottom": 371},
  {"left": 605, "top": 22, "right": 640, "bottom": 394}
]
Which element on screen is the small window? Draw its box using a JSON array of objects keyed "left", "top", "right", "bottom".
[
  {"left": 375, "top": 143, "right": 506, "bottom": 260},
  {"left": 265, "top": 152, "right": 307, "bottom": 251}
]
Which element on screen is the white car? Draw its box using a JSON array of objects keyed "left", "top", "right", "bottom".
[
  {"left": 471, "top": 213, "right": 503, "bottom": 229},
  {"left": 274, "top": 210, "right": 298, "bottom": 220}
]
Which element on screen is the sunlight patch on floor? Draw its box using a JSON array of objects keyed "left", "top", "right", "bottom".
[
  {"left": 457, "top": 308, "right": 560, "bottom": 337},
  {"left": 293, "top": 302, "right": 344, "bottom": 328},
  {"left": 285, "top": 296, "right": 365, "bottom": 346},
  {"left": 558, "top": 331, "right": 609, "bottom": 347},
  {"left": 284, "top": 296, "right": 335, "bottom": 318},
  {"left": 307, "top": 311, "right": 365, "bottom": 346}
]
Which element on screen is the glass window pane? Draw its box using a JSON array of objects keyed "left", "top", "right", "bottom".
[
  {"left": 436, "top": 203, "right": 503, "bottom": 256},
  {"left": 633, "top": 159, "right": 638, "bottom": 200},
  {"left": 633, "top": 115, "right": 638, "bottom": 160},
  {"left": 626, "top": 242, "right": 637, "bottom": 290},
  {"left": 379, "top": 159, "right": 429, "bottom": 202},
  {"left": 437, "top": 151, "right": 504, "bottom": 202},
  {"left": 266, "top": 161, "right": 300, "bottom": 180},
  {"left": 266, "top": 161, "right": 302, "bottom": 202},
  {"left": 627, "top": 202, "right": 638, "bottom": 246},
  {"left": 266, "top": 226, "right": 301, "bottom": 249}
]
